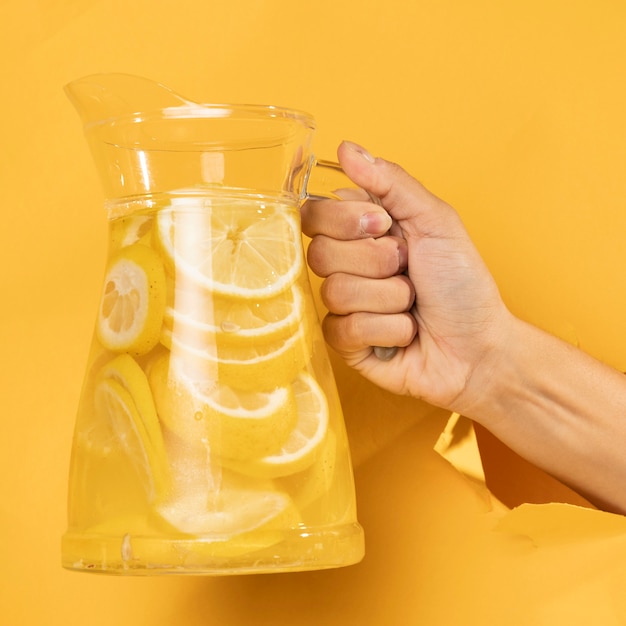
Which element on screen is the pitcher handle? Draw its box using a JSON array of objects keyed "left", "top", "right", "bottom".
[
  {"left": 303, "top": 158, "right": 398, "bottom": 362},
  {"left": 304, "top": 158, "right": 383, "bottom": 207}
]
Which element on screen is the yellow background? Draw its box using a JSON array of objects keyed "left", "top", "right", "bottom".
[{"left": 3, "top": 0, "right": 626, "bottom": 624}]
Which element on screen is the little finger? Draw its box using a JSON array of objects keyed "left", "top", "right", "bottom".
[{"left": 322, "top": 311, "right": 417, "bottom": 354}]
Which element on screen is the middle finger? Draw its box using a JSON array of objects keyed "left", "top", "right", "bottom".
[{"left": 307, "top": 234, "right": 408, "bottom": 278}]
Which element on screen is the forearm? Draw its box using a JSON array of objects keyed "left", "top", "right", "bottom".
[{"left": 464, "top": 316, "right": 626, "bottom": 514}]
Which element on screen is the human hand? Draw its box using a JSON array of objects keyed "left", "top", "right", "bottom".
[{"left": 301, "top": 141, "right": 514, "bottom": 414}]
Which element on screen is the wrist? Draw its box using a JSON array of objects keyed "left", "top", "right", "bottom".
[{"left": 452, "top": 310, "right": 527, "bottom": 426}]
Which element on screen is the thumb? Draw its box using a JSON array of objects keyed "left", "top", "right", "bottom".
[{"left": 337, "top": 141, "right": 453, "bottom": 231}]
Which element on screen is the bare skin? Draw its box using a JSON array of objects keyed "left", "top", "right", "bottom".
[{"left": 301, "top": 141, "right": 626, "bottom": 515}]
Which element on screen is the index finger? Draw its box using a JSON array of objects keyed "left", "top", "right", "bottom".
[{"left": 300, "top": 198, "right": 392, "bottom": 240}]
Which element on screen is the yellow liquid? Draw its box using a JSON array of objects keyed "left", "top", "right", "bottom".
[{"left": 62, "top": 193, "right": 364, "bottom": 575}]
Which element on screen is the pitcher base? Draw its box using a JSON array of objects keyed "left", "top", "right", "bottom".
[{"left": 61, "top": 523, "right": 364, "bottom": 575}]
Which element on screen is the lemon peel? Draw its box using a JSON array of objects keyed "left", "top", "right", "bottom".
[{"left": 110, "top": 214, "right": 153, "bottom": 250}]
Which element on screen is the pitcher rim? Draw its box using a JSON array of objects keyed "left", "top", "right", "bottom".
[{"left": 80, "top": 101, "right": 318, "bottom": 132}]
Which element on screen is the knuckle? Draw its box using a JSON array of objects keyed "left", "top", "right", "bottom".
[
  {"left": 397, "top": 312, "right": 418, "bottom": 345},
  {"left": 323, "top": 311, "right": 364, "bottom": 346},
  {"left": 320, "top": 274, "right": 346, "bottom": 313},
  {"left": 343, "top": 312, "right": 367, "bottom": 342},
  {"left": 367, "top": 237, "right": 402, "bottom": 277},
  {"left": 306, "top": 236, "right": 331, "bottom": 277},
  {"left": 397, "top": 275, "right": 416, "bottom": 311},
  {"left": 321, "top": 313, "right": 350, "bottom": 349}
]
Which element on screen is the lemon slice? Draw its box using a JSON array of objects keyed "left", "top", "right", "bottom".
[
  {"left": 226, "top": 372, "right": 329, "bottom": 479},
  {"left": 157, "top": 480, "right": 301, "bottom": 559},
  {"left": 279, "top": 429, "right": 338, "bottom": 512},
  {"left": 97, "top": 244, "right": 166, "bottom": 356},
  {"left": 155, "top": 198, "right": 304, "bottom": 299},
  {"left": 110, "top": 214, "right": 153, "bottom": 250},
  {"left": 162, "top": 323, "right": 311, "bottom": 391},
  {"left": 93, "top": 354, "right": 171, "bottom": 501},
  {"left": 149, "top": 352, "right": 297, "bottom": 460},
  {"left": 156, "top": 464, "right": 300, "bottom": 555},
  {"left": 157, "top": 483, "right": 293, "bottom": 537},
  {"left": 163, "top": 283, "right": 305, "bottom": 348}
]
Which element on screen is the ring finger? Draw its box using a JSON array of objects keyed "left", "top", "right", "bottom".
[
  {"left": 307, "top": 234, "right": 408, "bottom": 278},
  {"left": 321, "top": 273, "right": 415, "bottom": 315}
]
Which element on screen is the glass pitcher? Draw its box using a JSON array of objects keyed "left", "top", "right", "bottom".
[{"left": 61, "top": 73, "right": 365, "bottom": 575}]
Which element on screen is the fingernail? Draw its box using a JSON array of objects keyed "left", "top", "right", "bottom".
[
  {"left": 360, "top": 211, "right": 392, "bottom": 236},
  {"left": 373, "top": 346, "right": 398, "bottom": 361},
  {"left": 343, "top": 140, "right": 376, "bottom": 164},
  {"left": 397, "top": 239, "right": 409, "bottom": 271}
]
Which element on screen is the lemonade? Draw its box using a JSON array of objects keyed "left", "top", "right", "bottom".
[{"left": 62, "top": 191, "right": 364, "bottom": 574}]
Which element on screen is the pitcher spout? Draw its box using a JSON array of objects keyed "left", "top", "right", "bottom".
[
  {"left": 64, "top": 73, "right": 192, "bottom": 126},
  {"left": 65, "top": 73, "right": 316, "bottom": 204}
]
